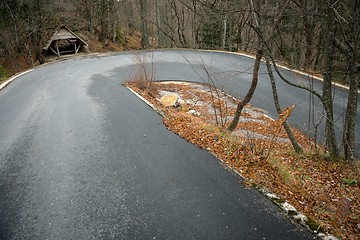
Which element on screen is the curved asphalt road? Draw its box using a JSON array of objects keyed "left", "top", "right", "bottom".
[{"left": 1, "top": 49, "right": 354, "bottom": 239}]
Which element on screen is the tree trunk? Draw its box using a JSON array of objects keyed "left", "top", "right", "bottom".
[
  {"left": 228, "top": 48, "right": 263, "bottom": 131},
  {"left": 31, "top": 0, "right": 45, "bottom": 65},
  {"left": 344, "top": 54, "right": 359, "bottom": 162},
  {"left": 322, "top": 1, "right": 338, "bottom": 158},
  {"left": 99, "top": 0, "right": 106, "bottom": 41},
  {"left": 220, "top": 14, "right": 227, "bottom": 49},
  {"left": 191, "top": 0, "right": 198, "bottom": 48},
  {"left": 343, "top": 1, "right": 359, "bottom": 162},
  {"left": 139, "top": 0, "right": 150, "bottom": 49},
  {"left": 155, "top": 0, "right": 164, "bottom": 47},
  {"left": 265, "top": 58, "right": 303, "bottom": 153}
]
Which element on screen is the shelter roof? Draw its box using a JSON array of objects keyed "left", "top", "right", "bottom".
[{"left": 43, "top": 25, "right": 88, "bottom": 50}]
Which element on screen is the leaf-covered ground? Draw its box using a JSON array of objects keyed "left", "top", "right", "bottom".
[{"left": 125, "top": 81, "right": 359, "bottom": 239}]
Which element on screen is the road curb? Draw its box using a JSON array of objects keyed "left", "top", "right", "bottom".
[{"left": 0, "top": 69, "right": 34, "bottom": 91}]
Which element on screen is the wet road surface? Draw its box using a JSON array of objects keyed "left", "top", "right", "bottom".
[{"left": 1, "top": 50, "right": 351, "bottom": 239}]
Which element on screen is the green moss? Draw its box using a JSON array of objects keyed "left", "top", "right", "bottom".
[
  {"left": 342, "top": 178, "right": 357, "bottom": 186},
  {"left": 273, "top": 198, "right": 286, "bottom": 205},
  {"left": 288, "top": 210, "right": 297, "bottom": 216},
  {"left": 0, "top": 64, "right": 8, "bottom": 81},
  {"left": 306, "top": 218, "right": 324, "bottom": 233}
]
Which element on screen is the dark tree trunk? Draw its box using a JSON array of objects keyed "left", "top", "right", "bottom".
[
  {"left": 30, "top": 0, "right": 45, "bottom": 65},
  {"left": 139, "top": 0, "right": 150, "bottom": 49},
  {"left": 228, "top": 49, "right": 263, "bottom": 131},
  {"left": 322, "top": 1, "right": 338, "bottom": 158},
  {"left": 265, "top": 58, "right": 303, "bottom": 153},
  {"left": 343, "top": 0, "right": 359, "bottom": 162},
  {"left": 344, "top": 54, "right": 359, "bottom": 162}
]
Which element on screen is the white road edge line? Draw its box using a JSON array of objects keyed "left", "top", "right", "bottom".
[
  {"left": 0, "top": 69, "right": 34, "bottom": 91},
  {"left": 125, "top": 85, "right": 166, "bottom": 118},
  {"left": 199, "top": 49, "right": 359, "bottom": 94}
]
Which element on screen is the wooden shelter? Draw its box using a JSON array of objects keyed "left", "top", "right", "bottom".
[{"left": 43, "top": 25, "right": 88, "bottom": 57}]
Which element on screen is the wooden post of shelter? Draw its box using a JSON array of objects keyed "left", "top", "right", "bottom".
[{"left": 56, "top": 41, "right": 60, "bottom": 57}]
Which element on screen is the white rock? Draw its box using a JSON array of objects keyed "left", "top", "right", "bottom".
[
  {"left": 187, "top": 110, "right": 200, "bottom": 116},
  {"left": 317, "top": 233, "right": 339, "bottom": 240},
  {"left": 266, "top": 193, "right": 279, "bottom": 200},
  {"left": 293, "top": 213, "right": 308, "bottom": 225},
  {"left": 281, "top": 202, "right": 297, "bottom": 214},
  {"left": 178, "top": 98, "right": 185, "bottom": 105}
]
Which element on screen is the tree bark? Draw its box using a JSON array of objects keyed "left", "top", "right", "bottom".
[
  {"left": 228, "top": 48, "right": 263, "bottom": 131},
  {"left": 139, "top": 0, "right": 150, "bottom": 49},
  {"left": 322, "top": 1, "right": 338, "bottom": 158},
  {"left": 220, "top": 14, "right": 227, "bottom": 49},
  {"left": 343, "top": 0, "right": 359, "bottom": 162},
  {"left": 265, "top": 57, "right": 303, "bottom": 153},
  {"left": 344, "top": 52, "right": 359, "bottom": 161}
]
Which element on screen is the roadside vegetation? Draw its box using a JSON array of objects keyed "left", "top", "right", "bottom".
[
  {"left": 125, "top": 80, "right": 359, "bottom": 240},
  {"left": 0, "top": 64, "right": 8, "bottom": 84}
]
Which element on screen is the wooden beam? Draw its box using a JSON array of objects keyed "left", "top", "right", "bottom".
[
  {"left": 56, "top": 41, "right": 60, "bottom": 57},
  {"left": 60, "top": 50, "right": 75, "bottom": 54},
  {"left": 49, "top": 46, "right": 58, "bottom": 56},
  {"left": 75, "top": 43, "right": 81, "bottom": 54}
]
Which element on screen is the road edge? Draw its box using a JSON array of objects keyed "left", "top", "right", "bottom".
[
  {"left": 3, "top": 49, "right": 356, "bottom": 95},
  {"left": 0, "top": 69, "right": 34, "bottom": 91},
  {"left": 125, "top": 85, "right": 167, "bottom": 118},
  {"left": 196, "top": 49, "right": 359, "bottom": 94}
]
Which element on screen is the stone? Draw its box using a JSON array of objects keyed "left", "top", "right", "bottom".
[
  {"left": 187, "top": 110, "right": 200, "bottom": 116},
  {"left": 160, "top": 94, "right": 179, "bottom": 107},
  {"left": 177, "top": 98, "right": 185, "bottom": 106},
  {"left": 317, "top": 233, "right": 339, "bottom": 240},
  {"left": 293, "top": 213, "right": 308, "bottom": 226},
  {"left": 265, "top": 193, "right": 280, "bottom": 200},
  {"left": 280, "top": 202, "right": 297, "bottom": 214}
]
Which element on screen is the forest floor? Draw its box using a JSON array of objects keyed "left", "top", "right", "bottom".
[{"left": 125, "top": 80, "right": 359, "bottom": 240}]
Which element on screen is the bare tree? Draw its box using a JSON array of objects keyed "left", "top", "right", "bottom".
[
  {"left": 320, "top": 0, "right": 339, "bottom": 158},
  {"left": 265, "top": 57, "right": 303, "bottom": 153},
  {"left": 334, "top": 0, "right": 360, "bottom": 162},
  {"left": 139, "top": 0, "right": 150, "bottom": 48},
  {"left": 228, "top": 0, "right": 290, "bottom": 131},
  {"left": 228, "top": 0, "right": 263, "bottom": 132}
]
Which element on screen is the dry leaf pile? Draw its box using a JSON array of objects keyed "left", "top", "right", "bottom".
[{"left": 125, "top": 81, "right": 359, "bottom": 239}]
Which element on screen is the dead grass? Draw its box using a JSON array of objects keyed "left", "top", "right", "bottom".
[{"left": 125, "top": 80, "right": 360, "bottom": 240}]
